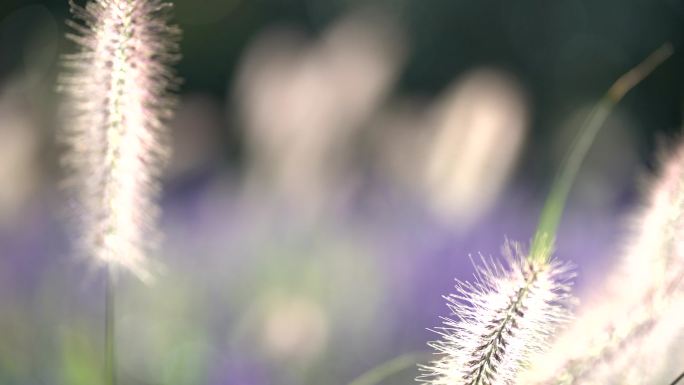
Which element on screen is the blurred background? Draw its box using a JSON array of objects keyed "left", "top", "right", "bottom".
[{"left": 0, "top": 0, "right": 683, "bottom": 384}]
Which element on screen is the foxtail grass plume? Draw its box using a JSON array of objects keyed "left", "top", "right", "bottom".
[
  {"left": 60, "top": 0, "right": 180, "bottom": 281},
  {"left": 419, "top": 44, "right": 671, "bottom": 385},
  {"left": 419, "top": 242, "right": 573, "bottom": 385},
  {"left": 521, "top": 140, "right": 684, "bottom": 385}
]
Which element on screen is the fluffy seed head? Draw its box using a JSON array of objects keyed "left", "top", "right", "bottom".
[
  {"left": 60, "top": 0, "right": 180, "bottom": 281},
  {"left": 419, "top": 242, "right": 574, "bottom": 385}
]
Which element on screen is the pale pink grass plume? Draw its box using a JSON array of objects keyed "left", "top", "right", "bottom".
[{"left": 60, "top": 0, "right": 180, "bottom": 281}]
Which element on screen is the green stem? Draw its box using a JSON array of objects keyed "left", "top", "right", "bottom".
[
  {"left": 105, "top": 266, "right": 116, "bottom": 385},
  {"left": 529, "top": 43, "right": 673, "bottom": 263},
  {"left": 346, "top": 352, "right": 432, "bottom": 385}
]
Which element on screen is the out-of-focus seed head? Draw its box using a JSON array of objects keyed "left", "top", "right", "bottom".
[{"left": 59, "top": 0, "right": 181, "bottom": 282}]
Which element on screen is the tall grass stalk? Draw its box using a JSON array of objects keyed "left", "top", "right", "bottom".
[
  {"left": 420, "top": 43, "right": 672, "bottom": 385},
  {"left": 519, "top": 44, "right": 676, "bottom": 385},
  {"left": 59, "top": 1, "right": 181, "bottom": 384},
  {"left": 105, "top": 266, "right": 115, "bottom": 385}
]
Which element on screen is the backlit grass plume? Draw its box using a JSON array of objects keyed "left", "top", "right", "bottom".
[
  {"left": 60, "top": 0, "right": 180, "bottom": 282},
  {"left": 419, "top": 243, "right": 573, "bottom": 385},
  {"left": 418, "top": 44, "right": 671, "bottom": 385}
]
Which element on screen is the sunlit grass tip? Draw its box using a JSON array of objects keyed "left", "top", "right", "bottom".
[{"left": 419, "top": 241, "right": 574, "bottom": 385}]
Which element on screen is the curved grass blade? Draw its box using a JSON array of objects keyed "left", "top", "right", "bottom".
[
  {"left": 529, "top": 43, "right": 673, "bottom": 263},
  {"left": 347, "top": 352, "right": 432, "bottom": 385}
]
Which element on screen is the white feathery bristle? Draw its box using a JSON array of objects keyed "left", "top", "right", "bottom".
[
  {"left": 419, "top": 242, "right": 574, "bottom": 385},
  {"left": 60, "top": 0, "right": 180, "bottom": 281}
]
